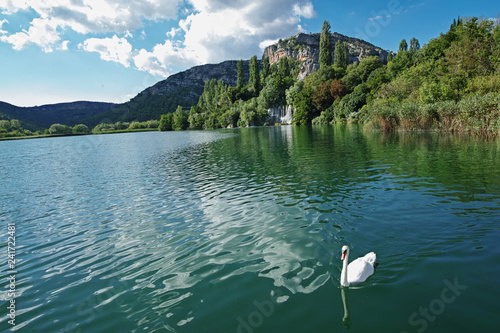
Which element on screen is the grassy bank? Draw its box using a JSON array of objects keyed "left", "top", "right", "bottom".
[
  {"left": 0, "top": 128, "right": 160, "bottom": 141},
  {"left": 365, "top": 92, "right": 500, "bottom": 135}
]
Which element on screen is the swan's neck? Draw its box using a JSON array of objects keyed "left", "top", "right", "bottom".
[{"left": 341, "top": 253, "right": 349, "bottom": 287}]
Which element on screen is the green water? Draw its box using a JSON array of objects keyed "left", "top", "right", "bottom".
[{"left": 1, "top": 125, "right": 499, "bottom": 332}]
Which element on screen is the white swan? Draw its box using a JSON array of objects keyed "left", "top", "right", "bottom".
[{"left": 340, "top": 245, "right": 377, "bottom": 287}]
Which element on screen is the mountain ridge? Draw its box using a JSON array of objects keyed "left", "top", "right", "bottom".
[{"left": 0, "top": 100, "right": 117, "bottom": 131}]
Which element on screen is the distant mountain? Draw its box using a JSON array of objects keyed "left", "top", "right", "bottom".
[{"left": 0, "top": 101, "right": 117, "bottom": 130}]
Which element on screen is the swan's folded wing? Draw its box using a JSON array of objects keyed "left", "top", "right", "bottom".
[
  {"left": 363, "top": 252, "right": 377, "bottom": 266},
  {"left": 347, "top": 257, "right": 375, "bottom": 284}
]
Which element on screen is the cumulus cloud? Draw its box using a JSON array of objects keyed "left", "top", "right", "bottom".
[
  {"left": 0, "top": 0, "right": 317, "bottom": 77},
  {"left": 293, "top": 2, "right": 316, "bottom": 19},
  {"left": 133, "top": 49, "right": 171, "bottom": 77},
  {"left": 0, "top": 17, "right": 60, "bottom": 52},
  {"left": 0, "top": 0, "right": 182, "bottom": 51},
  {"left": 82, "top": 35, "right": 133, "bottom": 67}
]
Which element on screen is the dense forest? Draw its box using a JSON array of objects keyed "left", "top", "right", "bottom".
[
  {"left": 2, "top": 16, "right": 499, "bottom": 139},
  {"left": 159, "top": 16, "right": 500, "bottom": 135}
]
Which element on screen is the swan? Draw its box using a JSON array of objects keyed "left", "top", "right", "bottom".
[{"left": 340, "top": 245, "right": 377, "bottom": 287}]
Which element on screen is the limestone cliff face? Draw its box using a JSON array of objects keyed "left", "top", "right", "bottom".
[{"left": 263, "top": 32, "right": 389, "bottom": 79}]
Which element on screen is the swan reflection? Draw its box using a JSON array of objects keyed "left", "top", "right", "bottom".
[{"left": 341, "top": 287, "right": 351, "bottom": 329}]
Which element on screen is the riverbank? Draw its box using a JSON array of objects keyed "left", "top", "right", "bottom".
[
  {"left": 0, "top": 127, "right": 159, "bottom": 141},
  {"left": 364, "top": 92, "right": 500, "bottom": 136}
]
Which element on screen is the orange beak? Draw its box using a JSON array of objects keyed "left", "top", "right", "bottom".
[{"left": 341, "top": 250, "right": 346, "bottom": 261}]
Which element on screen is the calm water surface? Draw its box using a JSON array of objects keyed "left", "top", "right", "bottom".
[{"left": 1, "top": 126, "right": 499, "bottom": 332}]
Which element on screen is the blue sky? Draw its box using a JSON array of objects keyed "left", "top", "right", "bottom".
[{"left": 0, "top": 0, "right": 498, "bottom": 107}]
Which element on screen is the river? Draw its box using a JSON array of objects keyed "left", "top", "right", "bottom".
[{"left": 1, "top": 125, "right": 499, "bottom": 332}]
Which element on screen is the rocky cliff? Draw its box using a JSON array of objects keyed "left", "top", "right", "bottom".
[{"left": 263, "top": 32, "right": 389, "bottom": 79}]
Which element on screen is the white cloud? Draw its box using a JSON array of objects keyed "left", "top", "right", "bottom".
[
  {"left": 368, "top": 14, "right": 391, "bottom": 22},
  {"left": 0, "top": 0, "right": 317, "bottom": 77},
  {"left": 293, "top": 2, "right": 316, "bottom": 19},
  {"left": 0, "top": 17, "right": 60, "bottom": 52},
  {"left": 259, "top": 38, "right": 279, "bottom": 50},
  {"left": 59, "top": 40, "right": 69, "bottom": 50},
  {"left": 0, "top": 0, "right": 30, "bottom": 15},
  {"left": 0, "top": 0, "right": 183, "bottom": 51},
  {"left": 133, "top": 49, "right": 170, "bottom": 77},
  {"left": 166, "top": 27, "right": 181, "bottom": 38},
  {"left": 82, "top": 35, "right": 133, "bottom": 67}
]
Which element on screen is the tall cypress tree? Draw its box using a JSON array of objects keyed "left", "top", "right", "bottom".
[
  {"left": 236, "top": 59, "right": 244, "bottom": 89},
  {"left": 334, "top": 41, "right": 349, "bottom": 68},
  {"left": 248, "top": 55, "right": 260, "bottom": 96},
  {"left": 262, "top": 56, "right": 270, "bottom": 81},
  {"left": 319, "top": 20, "right": 333, "bottom": 68},
  {"left": 399, "top": 39, "right": 408, "bottom": 52},
  {"left": 409, "top": 37, "right": 420, "bottom": 53}
]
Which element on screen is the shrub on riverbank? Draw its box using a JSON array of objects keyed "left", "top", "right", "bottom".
[{"left": 92, "top": 120, "right": 159, "bottom": 134}]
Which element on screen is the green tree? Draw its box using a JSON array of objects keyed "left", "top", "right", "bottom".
[
  {"left": 262, "top": 56, "right": 271, "bottom": 81},
  {"left": 409, "top": 37, "right": 420, "bottom": 53},
  {"left": 72, "top": 124, "right": 89, "bottom": 134},
  {"left": 399, "top": 39, "right": 408, "bottom": 52},
  {"left": 292, "top": 85, "right": 316, "bottom": 125},
  {"left": 48, "top": 123, "right": 72, "bottom": 135},
  {"left": 10, "top": 119, "right": 20, "bottom": 130},
  {"left": 248, "top": 55, "right": 260, "bottom": 96},
  {"left": 319, "top": 20, "right": 333, "bottom": 68},
  {"left": 159, "top": 113, "right": 174, "bottom": 131},
  {"left": 0, "top": 120, "right": 11, "bottom": 131},
  {"left": 173, "top": 106, "right": 189, "bottom": 130},
  {"left": 114, "top": 121, "right": 129, "bottom": 130},
  {"left": 237, "top": 59, "right": 244, "bottom": 89},
  {"left": 277, "top": 56, "right": 291, "bottom": 78},
  {"left": 343, "top": 56, "right": 383, "bottom": 91},
  {"left": 334, "top": 41, "right": 349, "bottom": 68},
  {"left": 128, "top": 121, "right": 145, "bottom": 130}
]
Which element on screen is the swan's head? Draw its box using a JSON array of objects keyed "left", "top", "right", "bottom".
[{"left": 341, "top": 245, "right": 349, "bottom": 261}]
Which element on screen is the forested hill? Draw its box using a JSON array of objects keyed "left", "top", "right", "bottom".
[
  {"left": 0, "top": 101, "right": 117, "bottom": 131},
  {"left": 82, "top": 60, "right": 251, "bottom": 127}
]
